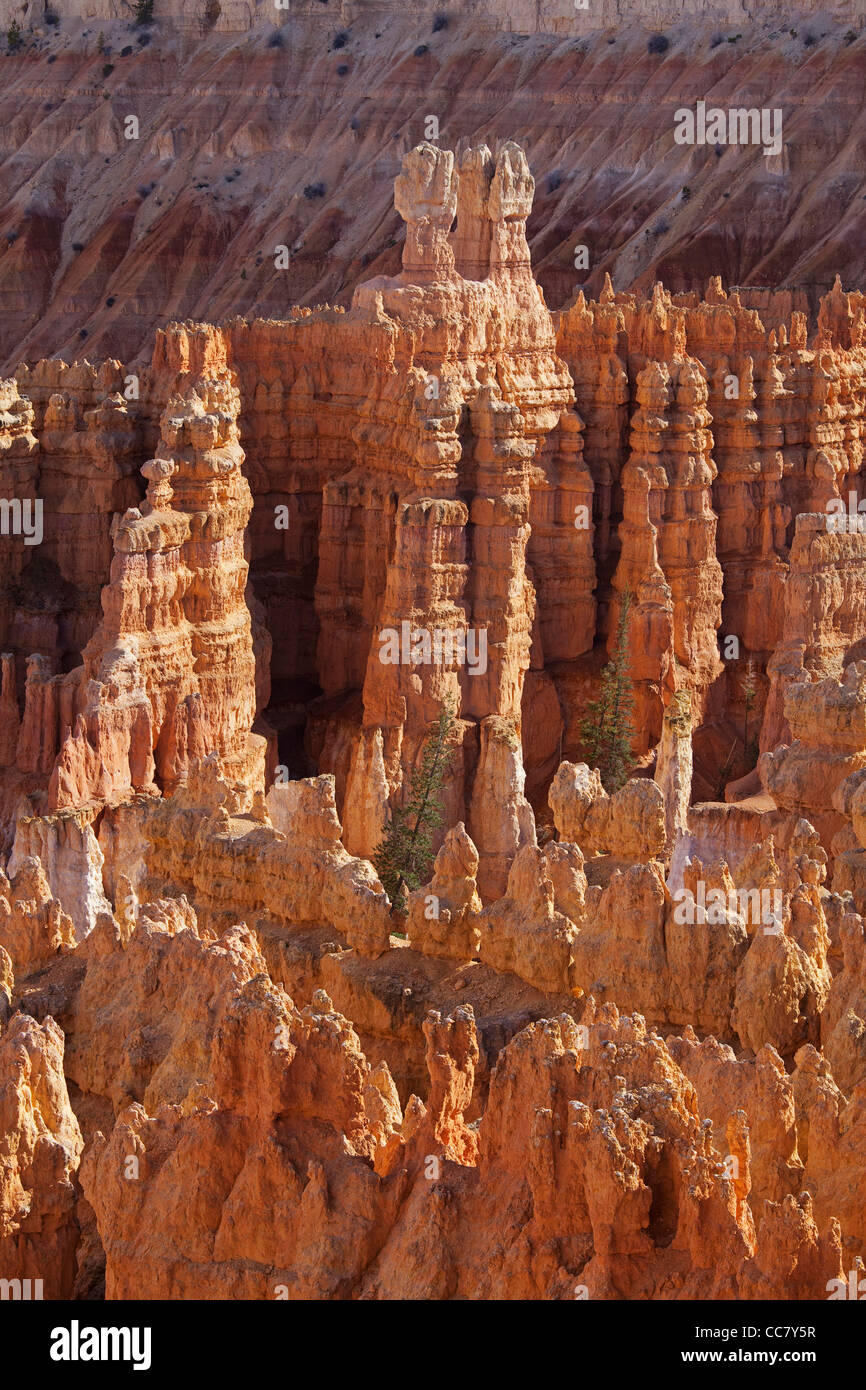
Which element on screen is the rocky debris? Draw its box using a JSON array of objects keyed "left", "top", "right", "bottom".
[{"left": 4, "top": 10, "right": 866, "bottom": 368}]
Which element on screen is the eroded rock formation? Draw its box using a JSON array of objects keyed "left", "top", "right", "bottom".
[{"left": 2, "top": 130, "right": 866, "bottom": 1305}]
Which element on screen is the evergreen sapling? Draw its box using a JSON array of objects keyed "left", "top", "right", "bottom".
[{"left": 373, "top": 699, "right": 456, "bottom": 914}]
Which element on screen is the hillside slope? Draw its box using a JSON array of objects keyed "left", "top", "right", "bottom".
[{"left": 1, "top": 10, "right": 866, "bottom": 367}]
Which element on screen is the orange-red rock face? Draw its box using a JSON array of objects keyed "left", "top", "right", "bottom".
[
  {"left": 6, "top": 114, "right": 866, "bottom": 834},
  {"left": 1, "top": 330, "right": 265, "bottom": 817},
  {"left": 3, "top": 90, "right": 866, "bottom": 1302},
  {"left": 3, "top": 704, "right": 866, "bottom": 1301},
  {"left": 0, "top": 759, "right": 862, "bottom": 1302},
  {"left": 0, "top": 1012, "right": 82, "bottom": 1299}
]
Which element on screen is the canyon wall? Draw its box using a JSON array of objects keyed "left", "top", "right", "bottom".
[
  {"left": 3, "top": 12, "right": 866, "bottom": 372},
  {"left": 5, "top": 143, "right": 866, "bottom": 843},
  {"left": 2, "top": 136, "right": 866, "bottom": 1301}
]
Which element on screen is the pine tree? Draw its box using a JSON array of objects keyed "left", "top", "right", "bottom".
[
  {"left": 741, "top": 655, "right": 758, "bottom": 765},
  {"left": 6, "top": 20, "right": 22, "bottom": 50},
  {"left": 580, "top": 587, "right": 636, "bottom": 793},
  {"left": 372, "top": 698, "right": 456, "bottom": 914}
]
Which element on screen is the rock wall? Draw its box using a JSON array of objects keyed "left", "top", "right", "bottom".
[
  {"left": 5, "top": 147, "right": 866, "bottom": 851},
  {"left": 1, "top": 344, "right": 264, "bottom": 815}
]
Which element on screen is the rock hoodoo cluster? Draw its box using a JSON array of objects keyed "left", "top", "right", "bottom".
[{"left": 2, "top": 140, "right": 866, "bottom": 1301}]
